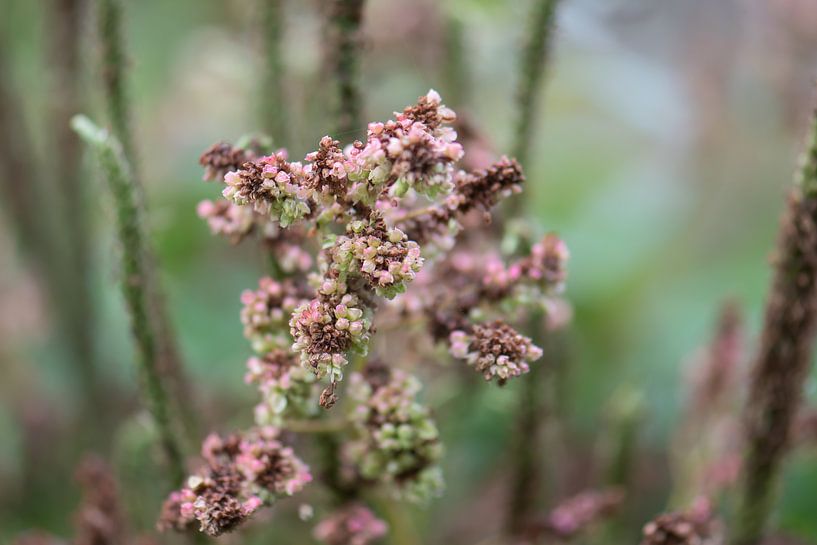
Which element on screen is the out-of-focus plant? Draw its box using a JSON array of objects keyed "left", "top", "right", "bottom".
[{"left": 732, "top": 109, "right": 817, "bottom": 545}]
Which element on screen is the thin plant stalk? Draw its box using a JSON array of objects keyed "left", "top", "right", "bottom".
[
  {"left": 326, "top": 0, "right": 365, "bottom": 140},
  {"left": 72, "top": 115, "right": 185, "bottom": 485},
  {"left": 96, "top": 0, "right": 199, "bottom": 445},
  {"left": 506, "top": 326, "right": 551, "bottom": 535},
  {"left": 504, "top": 0, "right": 562, "bottom": 536},
  {"left": 48, "top": 0, "right": 103, "bottom": 418},
  {"left": 442, "top": 15, "right": 468, "bottom": 109},
  {"left": 732, "top": 111, "right": 817, "bottom": 545},
  {"left": 307, "top": 0, "right": 369, "bottom": 509},
  {"left": 97, "top": 0, "right": 134, "bottom": 163},
  {"left": 0, "top": 36, "right": 56, "bottom": 290},
  {"left": 1, "top": 26, "right": 103, "bottom": 418},
  {"left": 261, "top": 0, "right": 288, "bottom": 146},
  {"left": 510, "top": 0, "right": 560, "bottom": 176}
]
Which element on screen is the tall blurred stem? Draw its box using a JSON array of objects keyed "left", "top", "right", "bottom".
[
  {"left": 261, "top": 0, "right": 288, "bottom": 146},
  {"left": 49, "top": 0, "right": 103, "bottom": 418},
  {"left": 442, "top": 15, "right": 468, "bottom": 110},
  {"left": 72, "top": 115, "right": 185, "bottom": 484},
  {"left": 505, "top": 0, "right": 562, "bottom": 537},
  {"left": 1, "top": 11, "right": 104, "bottom": 421},
  {"left": 732, "top": 111, "right": 817, "bottom": 545},
  {"left": 507, "top": 0, "right": 560, "bottom": 218},
  {"left": 96, "top": 0, "right": 199, "bottom": 447},
  {"left": 326, "top": 0, "right": 365, "bottom": 141},
  {"left": 506, "top": 313, "right": 551, "bottom": 535}
]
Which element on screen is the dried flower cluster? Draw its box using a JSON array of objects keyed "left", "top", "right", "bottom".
[
  {"left": 449, "top": 321, "right": 543, "bottom": 384},
  {"left": 641, "top": 499, "right": 720, "bottom": 545},
  {"left": 159, "top": 428, "right": 311, "bottom": 536}
]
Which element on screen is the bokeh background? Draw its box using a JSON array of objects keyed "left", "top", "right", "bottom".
[{"left": 2, "top": 0, "right": 817, "bottom": 542}]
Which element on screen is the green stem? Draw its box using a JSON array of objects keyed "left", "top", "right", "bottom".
[
  {"left": 261, "top": 0, "right": 288, "bottom": 146},
  {"left": 505, "top": 312, "right": 556, "bottom": 536},
  {"left": 507, "top": 0, "right": 560, "bottom": 216},
  {"left": 72, "top": 115, "right": 185, "bottom": 485},
  {"left": 98, "top": 0, "right": 134, "bottom": 163},
  {"left": 442, "top": 15, "right": 468, "bottom": 109},
  {"left": 96, "top": 0, "right": 199, "bottom": 448},
  {"left": 732, "top": 111, "right": 817, "bottom": 545},
  {"left": 327, "top": 0, "right": 365, "bottom": 141},
  {"left": 49, "top": 0, "right": 102, "bottom": 420}
]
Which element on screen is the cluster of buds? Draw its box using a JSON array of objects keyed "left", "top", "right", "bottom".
[
  {"left": 394, "top": 157, "right": 525, "bottom": 253},
  {"left": 172, "top": 88, "right": 574, "bottom": 541},
  {"left": 241, "top": 277, "right": 312, "bottom": 353},
  {"left": 313, "top": 504, "right": 388, "bottom": 545},
  {"left": 264, "top": 226, "right": 315, "bottom": 274},
  {"left": 159, "top": 428, "right": 311, "bottom": 537},
  {"left": 304, "top": 136, "right": 360, "bottom": 221},
  {"left": 350, "top": 90, "right": 462, "bottom": 200},
  {"left": 196, "top": 199, "right": 256, "bottom": 243},
  {"left": 222, "top": 150, "right": 311, "bottom": 227},
  {"left": 290, "top": 292, "right": 371, "bottom": 380},
  {"left": 245, "top": 349, "right": 316, "bottom": 424},
  {"left": 449, "top": 321, "right": 543, "bottom": 385},
  {"left": 482, "top": 233, "right": 569, "bottom": 305},
  {"left": 333, "top": 213, "right": 424, "bottom": 298},
  {"left": 346, "top": 365, "right": 444, "bottom": 503},
  {"left": 199, "top": 141, "right": 254, "bottom": 182}
]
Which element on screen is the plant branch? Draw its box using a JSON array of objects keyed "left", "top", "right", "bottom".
[
  {"left": 72, "top": 115, "right": 185, "bottom": 485},
  {"left": 732, "top": 109, "right": 817, "bottom": 545},
  {"left": 96, "top": 0, "right": 199, "bottom": 447},
  {"left": 507, "top": 0, "right": 560, "bottom": 217},
  {"left": 326, "top": 0, "right": 365, "bottom": 141},
  {"left": 261, "top": 0, "right": 288, "bottom": 146}
]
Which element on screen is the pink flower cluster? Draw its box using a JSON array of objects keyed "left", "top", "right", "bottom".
[
  {"left": 313, "top": 504, "right": 388, "bottom": 545},
  {"left": 159, "top": 428, "right": 311, "bottom": 537},
  {"left": 245, "top": 349, "right": 316, "bottom": 424},
  {"left": 199, "top": 141, "right": 254, "bottom": 182},
  {"left": 449, "top": 321, "right": 543, "bottom": 384},
  {"left": 347, "top": 365, "right": 443, "bottom": 503},
  {"left": 240, "top": 277, "right": 311, "bottom": 353},
  {"left": 333, "top": 213, "right": 424, "bottom": 298},
  {"left": 482, "top": 233, "right": 570, "bottom": 303},
  {"left": 289, "top": 292, "right": 370, "bottom": 380},
  {"left": 350, "top": 90, "right": 462, "bottom": 199},
  {"left": 222, "top": 150, "right": 311, "bottom": 226},
  {"left": 196, "top": 199, "right": 255, "bottom": 243},
  {"left": 395, "top": 156, "right": 526, "bottom": 253}
]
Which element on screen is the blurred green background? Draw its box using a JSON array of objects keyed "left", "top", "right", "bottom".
[{"left": 2, "top": 0, "right": 817, "bottom": 543}]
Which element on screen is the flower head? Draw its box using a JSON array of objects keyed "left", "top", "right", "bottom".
[
  {"left": 200, "top": 142, "right": 254, "bottom": 182},
  {"left": 222, "top": 151, "right": 311, "bottom": 226},
  {"left": 290, "top": 293, "right": 370, "bottom": 380},
  {"left": 449, "top": 321, "right": 543, "bottom": 384},
  {"left": 245, "top": 349, "right": 316, "bottom": 424},
  {"left": 347, "top": 364, "right": 444, "bottom": 502},
  {"left": 333, "top": 213, "right": 423, "bottom": 298},
  {"left": 160, "top": 428, "right": 311, "bottom": 537},
  {"left": 241, "top": 277, "right": 311, "bottom": 353}
]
